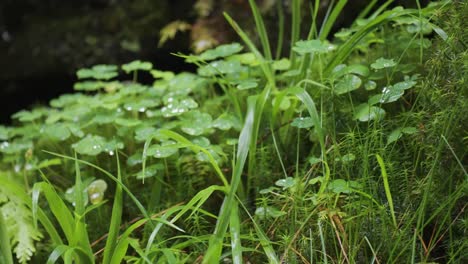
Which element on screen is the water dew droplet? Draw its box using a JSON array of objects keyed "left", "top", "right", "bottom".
[
  {"left": 138, "top": 107, "right": 146, "bottom": 113},
  {"left": 167, "top": 97, "right": 174, "bottom": 103},
  {"left": 126, "top": 106, "right": 133, "bottom": 111},
  {"left": 108, "top": 150, "right": 114, "bottom": 156}
]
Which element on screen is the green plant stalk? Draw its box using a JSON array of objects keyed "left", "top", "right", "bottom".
[{"left": 375, "top": 154, "right": 397, "bottom": 228}]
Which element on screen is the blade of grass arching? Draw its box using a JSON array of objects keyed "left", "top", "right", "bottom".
[
  {"left": 47, "top": 245, "right": 92, "bottom": 264},
  {"left": 319, "top": 0, "right": 348, "bottom": 41},
  {"left": 229, "top": 201, "right": 243, "bottom": 264},
  {"left": 290, "top": 0, "right": 301, "bottom": 64},
  {"left": 324, "top": 8, "right": 416, "bottom": 75},
  {"left": 375, "top": 154, "right": 397, "bottom": 228},
  {"left": 247, "top": 0, "right": 272, "bottom": 61},
  {"left": 0, "top": 209, "right": 13, "bottom": 264},
  {"left": 290, "top": 87, "right": 325, "bottom": 158},
  {"left": 32, "top": 182, "right": 75, "bottom": 243},
  {"left": 237, "top": 197, "right": 279, "bottom": 263},
  {"left": 157, "top": 130, "right": 228, "bottom": 187},
  {"left": 203, "top": 96, "right": 256, "bottom": 264},
  {"left": 43, "top": 151, "right": 153, "bottom": 227},
  {"left": 223, "top": 13, "right": 275, "bottom": 85},
  {"left": 102, "top": 152, "right": 124, "bottom": 264}
]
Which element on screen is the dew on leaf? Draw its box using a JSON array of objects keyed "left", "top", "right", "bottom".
[
  {"left": 180, "top": 111, "right": 213, "bottom": 136},
  {"left": 334, "top": 74, "right": 362, "bottom": 95},
  {"left": 365, "top": 80, "right": 377, "bottom": 90},
  {"left": 371, "top": 58, "right": 397, "bottom": 70},
  {"left": 354, "top": 104, "right": 386, "bottom": 122},
  {"left": 291, "top": 117, "right": 314, "bottom": 128},
  {"left": 293, "top": 39, "right": 335, "bottom": 54},
  {"left": 275, "top": 177, "right": 296, "bottom": 190}
]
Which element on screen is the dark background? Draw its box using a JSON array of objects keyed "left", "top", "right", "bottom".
[{"left": 0, "top": 0, "right": 427, "bottom": 124}]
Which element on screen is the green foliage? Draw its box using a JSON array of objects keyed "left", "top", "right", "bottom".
[{"left": 1, "top": 0, "right": 466, "bottom": 263}]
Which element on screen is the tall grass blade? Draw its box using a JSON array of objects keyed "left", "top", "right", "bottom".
[
  {"left": 229, "top": 202, "right": 242, "bottom": 264},
  {"left": 319, "top": 0, "right": 348, "bottom": 40},
  {"left": 102, "top": 152, "right": 124, "bottom": 264},
  {"left": 375, "top": 154, "right": 397, "bottom": 228},
  {"left": 223, "top": 13, "right": 275, "bottom": 85},
  {"left": 247, "top": 0, "right": 272, "bottom": 61},
  {"left": 203, "top": 96, "right": 256, "bottom": 264}
]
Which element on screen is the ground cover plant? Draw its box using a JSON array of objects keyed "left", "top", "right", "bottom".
[{"left": 0, "top": 0, "right": 466, "bottom": 263}]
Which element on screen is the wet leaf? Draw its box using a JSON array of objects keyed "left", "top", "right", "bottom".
[
  {"left": 380, "top": 86, "right": 405, "bottom": 103},
  {"left": 135, "top": 164, "right": 164, "bottom": 179},
  {"left": 293, "top": 40, "right": 335, "bottom": 54},
  {"left": 255, "top": 206, "right": 286, "bottom": 219},
  {"left": 0, "top": 126, "right": 9, "bottom": 140},
  {"left": 328, "top": 179, "right": 361, "bottom": 194},
  {"left": 371, "top": 58, "right": 396, "bottom": 70},
  {"left": 77, "top": 64, "right": 118, "bottom": 80},
  {"left": 72, "top": 135, "right": 124, "bottom": 156},
  {"left": 308, "top": 157, "right": 322, "bottom": 165},
  {"left": 179, "top": 111, "right": 212, "bottom": 136},
  {"left": 272, "top": 58, "right": 291, "bottom": 71},
  {"left": 122, "top": 60, "right": 153, "bottom": 73},
  {"left": 74, "top": 81, "right": 105, "bottom": 91},
  {"left": 275, "top": 177, "right": 296, "bottom": 190},
  {"left": 135, "top": 126, "right": 157, "bottom": 142},
  {"left": 212, "top": 114, "right": 238, "bottom": 130},
  {"left": 12, "top": 110, "right": 43, "bottom": 122},
  {"left": 197, "top": 43, "right": 243, "bottom": 61},
  {"left": 291, "top": 117, "right": 314, "bottom": 128},
  {"left": 198, "top": 60, "right": 245, "bottom": 77},
  {"left": 87, "top": 179, "right": 108, "bottom": 204},
  {"left": 354, "top": 104, "right": 385, "bottom": 122},
  {"left": 115, "top": 118, "right": 142, "bottom": 127},
  {"left": 150, "top": 70, "right": 175, "bottom": 80},
  {"left": 334, "top": 75, "right": 362, "bottom": 95},
  {"left": 235, "top": 79, "right": 258, "bottom": 90},
  {"left": 365, "top": 80, "right": 377, "bottom": 90},
  {"left": 43, "top": 123, "right": 71, "bottom": 141},
  {"left": 147, "top": 141, "right": 179, "bottom": 158},
  {"left": 0, "top": 140, "right": 33, "bottom": 154},
  {"left": 387, "top": 127, "right": 418, "bottom": 144},
  {"left": 336, "top": 153, "right": 356, "bottom": 163}
]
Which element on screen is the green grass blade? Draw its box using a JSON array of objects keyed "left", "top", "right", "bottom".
[
  {"left": 32, "top": 182, "right": 75, "bottom": 243},
  {"left": 290, "top": 0, "right": 301, "bottom": 63},
  {"left": 319, "top": 0, "right": 348, "bottom": 40},
  {"left": 237, "top": 198, "right": 279, "bottom": 263},
  {"left": 223, "top": 13, "right": 275, "bottom": 85},
  {"left": 324, "top": 8, "right": 416, "bottom": 75},
  {"left": 43, "top": 151, "right": 153, "bottom": 226},
  {"left": 229, "top": 202, "right": 242, "bottom": 264},
  {"left": 375, "top": 154, "right": 397, "bottom": 228},
  {"left": 157, "top": 130, "right": 228, "bottom": 187},
  {"left": 102, "top": 153, "right": 124, "bottom": 264},
  {"left": 203, "top": 96, "right": 257, "bottom": 264},
  {"left": 0, "top": 208, "right": 14, "bottom": 264},
  {"left": 247, "top": 0, "right": 272, "bottom": 61}
]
